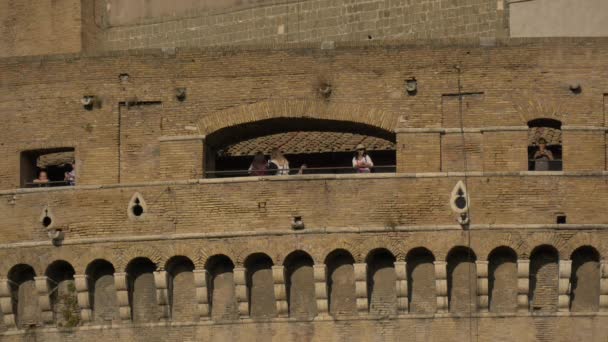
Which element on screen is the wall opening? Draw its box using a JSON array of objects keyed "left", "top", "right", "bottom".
[
  {"left": 488, "top": 247, "right": 517, "bottom": 313},
  {"left": 45, "top": 260, "right": 78, "bottom": 327},
  {"left": 529, "top": 245, "right": 559, "bottom": 312},
  {"left": 447, "top": 247, "right": 477, "bottom": 313},
  {"left": 125, "top": 258, "right": 159, "bottom": 323},
  {"left": 527, "top": 119, "right": 562, "bottom": 171},
  {"left": 165, "top": 256, "right": 196, "bottom": 321},
  {"left": 205, "top": 118, "right": 396, "bottom": 177},
  {"left": 406, "top": 248, "right": 436, "bottom": 313},
  {"left": 283, "top": 251, "right": 316, "bottom": 319},
  {"left": 245, "top": 253, "right": 276, "bottom": 319},
  {"left": 325, "top": 249, "right": 357, "bottom": 316},
  {"left": 86, "top": 260, "right": 118, "bottom": 324},
  {"left": 20, "top": 148, "right": 75, "bottom": 188},
  {"left": 8, "top": 264, "right": 38, "bottom": 328},
  {"left": 205, "top": 255, "right": 238, "bottom": 321},
  {"left": 570, "top": 246, "right": 600, "bottom": 312},
  {"left": 366, "top": 249, "right": 396, "bottom": 316}
]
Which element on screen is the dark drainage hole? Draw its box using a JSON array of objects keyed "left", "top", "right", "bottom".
[
  {"left": 556, "top": 215, "right": 566, "bottom": 224},
  {"left": 132, "top": 203, "right": 144, "bottom": 217},
  {"left": 42, "top": 216, "right": 52, "bottom": 227}
]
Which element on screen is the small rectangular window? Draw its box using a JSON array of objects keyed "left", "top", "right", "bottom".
[{"left": 20, "top": 148, "right": 75, "bottom": 188}]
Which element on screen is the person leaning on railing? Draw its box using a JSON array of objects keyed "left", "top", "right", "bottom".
[
  {"left": 352, "top": 144, "right": 374, "bottom": 173},
  {"left": 33, "top": 170, "right": 50, "bottom": 184}
]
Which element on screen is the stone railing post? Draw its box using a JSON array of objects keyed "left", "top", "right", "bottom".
[
  {"left": 517, "top": 259, "right": 530, "bottom": 312},
  {"left": 193, "top": 269, "right": 210, "bottom": 320},
  {"left": 233, "top": 267, "right": 249, "bottom": 317},
  {"left": 558, "top": 260, "right": 572, "bottom": 312},
  {"left": 74, "top": 275, "right": 92, "bottom": 323},
  {"left": 313, "top": 264, "right": 328, "bottom": 316},
  {"left": 0, "top": 278, "right": 15, "bottom": 328},
  {"left": 434, "top": 261, "right": 448, "bottom": 313},
  {"left": 599, "top": 261, "right": 608, "bottom": 312},
  {"left": 272, "top": 266, "right": 288, "bottom": 317},
  {"left": 354, "top": 263, "right": 368, "bottom": 314},
  {"left": 34, "top": 276, "right": 53, "bottom": 325},
  {"left": 153, "top": 271, "right": 170, "bottom": 319},
  {"left": 476, "top": 261, "right": 489, "bottom": 312},
  {"left": 394, "top": 261, "right": 408, "bottom": 313},
  {"left": 114, "top": 272, "right": 131, "bottom": 322}
]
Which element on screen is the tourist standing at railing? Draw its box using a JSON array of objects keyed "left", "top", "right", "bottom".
[
  {"left": 64, "top": 162, "right": 76, "bottom": 186},
  {"left": 533, "top": 138, "right": 554, "bottom": 171},
  {"left": 269, "top": 148, "right": 290, "bottom": 175},
  {"left": 249, "top": 152, "right": 269, "bottom": 176},
  {"left": 352, "top": 144, "right": 374, "bottom": 173},
  {"left": 33, "top": 170, "right": 50, "bottom": 184}
]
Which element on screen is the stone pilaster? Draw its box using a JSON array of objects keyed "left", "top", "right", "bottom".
[
  {"left": 272, "top": 266, "right": 288, "bottom": 317},
  {"left": 153, "top": 271, "right": 170, "bottom": 319},
  {"left": 193, "top": 269, "right": 210, "bottom": 320},
  {"left": 599, "top": 261, "right": 608, "bottom": 312},
  {"left": 233, "top": 267, "right": 249, "bottom": 317},
  {"left": 313, "top": 264, "right": 329, "bottom": 316},
  {"left": 394, "top": 261, "right": 408, "bottom": 313},
  {"left": 114, "top": 272, "right": 131, "bottom": 322},
  {"left": 434, "top": 261, "right": 448, "bottom": 313},
  {"left": 34, "top": 276, "right": 53, "bottom": 324},
  {"left": 0, "top": 278, "right": 15, "bottom": 328},
  {"left": 558, "top": 260, "right": 572, "bottom": 312},
  {"left": 354, "top": 263, "right": 368, "bottom": 314},
  {"left": 74, "top": 275, "right": 92, "bottom": 323},
  {"left": 517, "top": 259, "right": 530, "bottom": 312},
  {"left": 476, "top": 261, "right": 489, "bottom": 312}
]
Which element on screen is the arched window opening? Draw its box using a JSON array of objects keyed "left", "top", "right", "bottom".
[
  {"left": 527, "top": 119, "right": 562, "bottom": 171},
  {"left": 244, "top": 253, "right": 276, "bottom": 319},
  {"left": 165, "top": 256, "right": 195, "bottom": 321},
  {"left": 45, "top": 260, "right": 78, "bottom": 327},
  {"left": 529, "top": 245, "right": 559, "bottom": 313},
  {"left": 125, "top": 258, "right": 159, "bottom": 323},
  {"left": 85, "top": 260, "right": 118, "bottom": 324},
  {"left": 8, "top": 264, "right": 38, "bottom": 328},
  {"left": 570, "top": 246, "right": 600, "bottom": 312},
  {"left": 366, "top": 249, "right": 396, "bottom": 316},
  {"left": 283, "top": 251, "right": 316, "bottom": 319},
  {"left": 447, "top": 247, "right": 477, "bottom": 313},
  {"left": 325, "top": 249, "right": 357, "bottom": 316},
  {"left": 406, "top": 248, "right": 436, "bottom": 313},
  {"left": 205, "top": 118, "right": 396, "bottom": 177},
  {"left": 488, "top": 247, "right": 517, "bottom": 313},
  {"left": 20, "top": 148, "right": 75, "bottom": 188},
  {"left": 205, "top": 255, "right": 238, "bottom": 321}
]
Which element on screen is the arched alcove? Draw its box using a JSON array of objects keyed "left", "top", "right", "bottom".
[
  {"left": 85, "top": 259, "right": 118, "bottom": 324},
  {"left": 365, "top": 249, "right": 396, "bottom": 316},
  {"left": 244, "top": 253, "right": 276, "bottom": 319},
  {"left": 406, "top": 248, "right": 436, "bottom": 313},
  {"left": 446, "top": 247, "right": 477, "bottom": 313},
  {"left": 570, "top": 246, "right": 600, "bottom": 312},
  {"left": 7, "top": 264, "right": 38, "bottom": 328},
  {"left": 125, "top": 258, "right": 159, "bottom": 323},
  {"left": 529, "top": 245, "right": 559, "bottom": 312},
  {"left": 205, "top": 118, "right": 396, "bottom": 177},
  {"left": 283, "top": 251, "right": 316, "bottom": 319},
  {"left": 45, "top": 260, "right": 78, "bottom": 326},
  {"left": 325, "top": 249, "right": 357, "bottom": 316},
  {"left": 165, "top": 256, "right": 196, "bottom": 321},
  {"left": 205, "top": 255, "right": 238, "bottom": 321},
  {"left": 488, "top": 247, "right": 517, "bottom": 313}
]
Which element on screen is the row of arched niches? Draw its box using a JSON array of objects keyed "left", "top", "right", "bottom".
[{"left": 1, "top": 244, "right": 604, "bottom": 329}]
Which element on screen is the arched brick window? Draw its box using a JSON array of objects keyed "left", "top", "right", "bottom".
[
  {"left": 325, "top": 249, "right": 357, "bottom": 316},
  {"left": 283, "top": 251, "right": 316, "bottom": 319},
  {"left": 165, "top": 256, "right": 195, "bottom": 321},
  {"left": 125, "top": 258, "right": 158, "bottom": 323},
  {"left": 205, "top": 255, "right": 238, "bottom": 321},
  {"left": 244, "top": 253, "right": 276, "bottom": 319},
  {"left": 488, "top": 247, "right": 517, "bottom": 313},
  {"left": 85, "top": 259, "right": 118, "bottom": 324},
  {"left": 447, "top": 247, "right": 477, "bottom": 313},
  {"left": 366, "top": 248, "right": 396, "bottom": 316},
  {"left": 570, "top": 246, "right": 600, "bottom": 312},
  {"left": 527, "top": 119, "right": 562, "bottom": 171}
]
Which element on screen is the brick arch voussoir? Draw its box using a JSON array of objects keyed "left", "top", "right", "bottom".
[
  {"left": 562, "top": 233, "right": 604, "bottom": 260},
  {"left": 478, "top": 233, "right": 525, "bottom": 261},
  {"left": 197, "top": 99, "right": 398, "bottom": 135},
  {"left": 115, "top": 244, "right": 166, "bottom": 272},
  {"left": 523, "top": 232, "right": 569, "bottom": 259},
  {"left": 322, "top": 237, "right": 368, "bottom": 263}
]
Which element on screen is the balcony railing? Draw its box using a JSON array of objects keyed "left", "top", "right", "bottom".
[
  {"left": 528, "top": 159, "right": 563, "bottom": 171},
  {"left": 204, "top": 165, "right": 397, "bottom": 177},
  {"left": 24, "top": 180, "right": 72, "bottom": 188}
]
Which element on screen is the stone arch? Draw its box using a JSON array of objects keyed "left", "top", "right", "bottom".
[
  {"left": 562, "top": 233, "right": 603, "bottom": 260},
  {"left": 85, "top": 259, "right": 118, "bottom": 324},
  {"left": 512, "top": 95, "right": 568, "bottom": 125},
  {"left": 165, "top": 256, "right": 196, "bottom": 321},
  {"left": 197, "top": 99, "right": 398, "bottom": 136},
  {"left": 244, "top": 253, "right": 276, "bottom": 319},
  {"left": 475, "top": 233, "right": 525, "bottom": 261},
  {"left": 45, "top": 260, "right": 77, "bottom": 326},
  {"left": 7, "top": 264, "right": 38, "bottom": 328},
  {"left": 116, "top": 245, "right": 165, "bottom": 272},
  {"left": 569, "top": 246, "right": 600, "bottom": 312},
  {"left": 325, "top": 249, "right": 357, "bottom": 316},
  {"left": 446, "top": 246, "right": 477, "bottom": 313},
  {"left": 204, "top": 254, "right": 238, "bottom": 321},
  {"left": 488, "top": 246, "right": 518, "bottom": 313},
  {"left": 283, "top": 250, "right": 316, "bottom": 319},
  {"left": 365, "top": 248, "right": 397, "bottom": 316},
  {"left": 406, "top": 247, "right": 436, "bottom": 313},
  {"left": 125, "top": 257, "right": 159, "bottom": 323},
  {"left": 521, "top": 233, "right": 567, "bottom": 259},
  {"left": 529, "top": 245, "right": 559, "bottom": 312}
]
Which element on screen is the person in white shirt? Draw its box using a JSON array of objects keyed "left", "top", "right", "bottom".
[
  {"left": 269, "top": 148, "right": 290, "bottom": 175},
  {"left": 352, "top": 144, "right": 374, "bottom": 173}
]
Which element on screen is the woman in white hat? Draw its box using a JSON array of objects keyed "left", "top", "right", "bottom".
[{"left": 352, "top": 144, "right": 374, "bottom": 173}]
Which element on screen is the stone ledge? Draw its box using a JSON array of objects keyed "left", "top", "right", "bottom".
[{"left": 158, "top": 135, "right": 206, "bottom": 142}]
